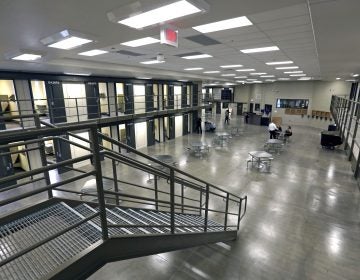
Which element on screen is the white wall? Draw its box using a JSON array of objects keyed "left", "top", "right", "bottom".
[
  {"left": 133, "top": 84, "right": 145, "bottom": 114},
  {"left": 135, "top": 122, "right": 147, "bottom": 149},
  {"left": 175, "top": 115, "right": 183, "bottom": 137},
  {"left": 233, "top": 81, "right": 351, "bottom": 129},
  {"left": 62, "top": 83, "right": 87, "bottom": 122},
  {"left": 174, "top": 86, "right": 181, "bottom": 109}
]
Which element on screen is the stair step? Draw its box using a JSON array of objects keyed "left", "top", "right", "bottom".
[
  {"left": 149, "top": 211, "right": 196, "bottom": 233},
  {"left": 0, "top": 203, "right": 102, "bottom": 280}
]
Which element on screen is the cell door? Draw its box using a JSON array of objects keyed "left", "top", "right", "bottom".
[
  {"left": 181, "top": 85, "right": 187, "bottom": 108},
  {"left": 237, "top": 103, "right": 243, "bottom": 115},
  {"left": 147, "top": 119, "right": 155, "bottom": 146},
  {"left": 169, "top": 116, "right": 175, "bottom": 139},
  {"left": 46, "top": 81, "right": 66, "bottom": 123},
  {"left": 85, "top": 82, "right": 100, "bottom": 119},
  {"left": 53, "top": 137, "right": 72, "bottom": 174},
  {"left": 168, "top": 85, "right": 174, "bottom": 109},
  {"left": 183, "top": 114, "right": 189, "bottom": 135},
  {"left": 124, "top": 84, "right": 134, "bottom": 114},
  {"left": 145, "top": 84, "right": 154, "bottom": 112},
  {"left": 126, "top": 122, "right": 136, "bottom": 149},
  {"left": 249, "top": 103, "right": 254, "bottom": 113},
  {"left": 0, "top": 121, "right": 15, "bottom": 187},
  {"left": 216, "top": 102, "right": 221, "bottom": 114}
]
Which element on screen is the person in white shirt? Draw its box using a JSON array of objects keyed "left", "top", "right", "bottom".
[{"left": 268, "top": 121, "right": 278, "bottom": 139}]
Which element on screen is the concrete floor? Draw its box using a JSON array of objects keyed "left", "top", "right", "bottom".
[{"left": 86, "top": 116, "right": 360, "bottom": 280}]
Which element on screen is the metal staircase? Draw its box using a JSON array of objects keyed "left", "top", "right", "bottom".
[{"left": 0, "top": 114, "right": 247, "bottom": 280}]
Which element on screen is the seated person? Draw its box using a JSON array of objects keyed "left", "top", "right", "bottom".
[{"left": 285, "top": 126, "right": 292, "bottom": 137}]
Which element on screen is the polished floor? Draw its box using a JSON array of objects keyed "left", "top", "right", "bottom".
[{"left": 86, "top": 116, "right": 360, "bottom": 280}]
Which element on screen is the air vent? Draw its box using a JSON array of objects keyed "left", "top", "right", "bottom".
[
  {"left": 175, "top": 51, "right": 203, "bottom": 57},
  {"left": 185, "top": 34, "right": 221, "bottom": 46},
  {"left": 116, "top": 50, "right": 144, "bottom": 56}
]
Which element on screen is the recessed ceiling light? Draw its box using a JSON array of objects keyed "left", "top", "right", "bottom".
[
  {"left": 346, "top": 79, "right": 356, "bottom": 82},
  {"left": 178, "top": 79, "right": 189, "bottom": 82},
  {"left": 236, "top": 69, "right": 255, "bottom": 72},
  {"left": 240, "top": 46, "right": 279, "bottom": 53},
  {"left": 265, "top": 79, "right": 276, "bottom": 82},
  {"left": 278, "top": 78, "right": 290, "bottom": 80},
  {"left": 204, "top": 71, "right": 220, "bottom": 73},
  {"left": 78, "top": 49, "right": 108, "bottom": 56},
  {"left": 352, "top": 74, "right": 359, "bottom": 77},
  {"left": 336, "top": 77, "right": 341, "bottom": 80},
  {"left": 276, "top": 66, "right": 299, "bottom": 70},
  {"left": 260, "top": 75, "right": 275, "bottom": 78},
  {"left": 298, "top": 77, "right": 312, "bottom": 80},
  {"left": 136, "top": 76, "right": 152, "bottom": 79},
  {"left": 225, "top": 82, "right": 235, "bottom": 85},
  {"left": 236, "top": 80, "right": 246, "bottom": 83},
  {"left": 48, "top": 36, "right": 92, "bottom": 49},
  {"left": 11, "top": 54, "right": 42, "bottom": 61},
  {"left": 182, "top": 54, "right": 212, "bottom": 59},
  {"left": 289, "top": 74, "right": 306, "bottom": 77},
  {"left": 64, "top": 72, "right": 91, "bottom": 76},
  {"left": 121, "top": 37, "right": 160, "bottom": 47},
  {"left": 250, "top": 73, "right": 267, "bottom": 75},
  {"left": 235, "top": 76, "right": 247, "bottom": 79},
  {"left": 266, "top": 61, "right": 293, "bottom": 65},
  {"left": 220, "top": 64, "right": 243, "bottom": 68},
  {"left": 221, "top": 74, "right": 236, "bottom": 76},
  {"left": 284, "top": 71, "right": 303, "bottom": 74},
  {"left": 140, "top": 60, "right": 165, "bottom": 64},
  {"left": 184, "top": 67, "right": 203, "bottom": 70},
  {"left": 118, "top": 0, "right": 203, "bottom": 29},
  {"left": 193, "top": 16, "right": 252, "bottom": 33}
]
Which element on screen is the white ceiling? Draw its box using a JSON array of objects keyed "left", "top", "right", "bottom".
[{"left": 0, "top": 0, "right": 359, "bottom": 83}]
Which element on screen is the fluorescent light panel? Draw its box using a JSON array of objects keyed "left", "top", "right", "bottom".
[
  {"left": 298, "top": 77, "right": 311, "bottom": 80},
  {"left": 284, "top": 71, "right": 303, "bottom": 74},
  {"left": 353, "top": 74, "right": 359, "bottom": 77},
  {"left": 236, "top": 69, "right": 255, "bottom": 72},
  {"left": 184, "top": 67, "right": 203, "bottom": 70},
  {"left": 266, "top": 61, "right": 293, "bottom": 65},
  {"left": 276, "top": 66, "right": 299, "bottom": 70},
  {"left": 140, "top": 60, "right": 165, "bottom": 64},
  {"left": 235, "top": 76, "right": 247, "bottom": 78},
  {"left": 79, "top": 49, "right": 108, "bottom": 56},
  {"left": 204, "top": 71, "right": 220, "bottom": 73},
  {"left": 260, "top": 75, "right": 275, "bottom": 78},
  {"left": 48, "top": 36, "right": 92, "bottom": 49},
  {"left": 193, "top": 16, "right": 252, "bottom": 33},
  {"left": 121, "top": 37, "right": 160, "bottom": 47},
  {"left": 336, "top": 77, "right": 341, "bottom": 80},
  {"left": 250, "top": 73, "right": 266, "bottom": 75},
  {"left": 11, "top": 54, "right": 42, "bottom": 61},
  {"left": 289, "top": 74, "right": 306, "bottom": 77},
  {"left": 278, "top": 78, "right": 290, "bottom": 80},
  {"left": 220, "top": 65, "right": 243, "bottom": 68},
  {"left": 221, "top": 74, "right": 236, "bottom": 76},
  {"left": 118, "top": 0, "right": 202, "bottom": 29},
  {"left": 240, "top": 46, "right": 279, "bottom": 53},
  {"left": 64, "top": 72, "right": 91, "bottom": 76},
  {"left": 182, "top": 54, "right": 212, "bottom": 59}
]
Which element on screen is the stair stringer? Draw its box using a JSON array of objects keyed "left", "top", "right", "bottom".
[{"left": 46, "top": 230, "right": 238, "bottom": 280}]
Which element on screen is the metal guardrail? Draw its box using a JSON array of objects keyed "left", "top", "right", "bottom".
[{"left": 0, "top": 113, "right": 247, "bottom": 269}]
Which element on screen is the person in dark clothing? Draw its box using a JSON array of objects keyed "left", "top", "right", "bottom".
[
  {"left": 225, "top": 109, "right": 230, "bottom": 124},
  {"left": 245, "top": 113, "right": 249, "bottom": 124},
  {"left": 196, "top": 117, "right": 202, "bottom": 134}
]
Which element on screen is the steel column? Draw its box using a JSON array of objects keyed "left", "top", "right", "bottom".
[
  {"left": 204, "top": 184, "right": 209, "bottom": 232},
  {"left": 224, "top": 193, "right": 229, "bottom": 231},
  {"left": 112, "top": 159, "right": 119, "bottom": 206}
]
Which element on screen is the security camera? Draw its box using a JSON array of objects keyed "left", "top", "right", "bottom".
[{"left": 157, "top": 53, "right": 165, "bottom": 62}]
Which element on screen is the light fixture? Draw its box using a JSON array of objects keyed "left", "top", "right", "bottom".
[
  {"left": 136, "top": 76, "right": 152, "bottom": 79},
  {"left": 225, "top": 82, "right": 235, "bottom": 85},
  {"left": 64, "top": 72, "right": 91, "bottom": 76},
  {"left": 116, "top": 0, "right": 205, "bottom": 29},
  {"left": 221, "top": 74, "right": 236, "bottom": 76},
  {"left": 352, "top": 74, "right": 359, "bottom": 77},
  {"left": 182, "top": 54, "right": 212, "bottom": 59},
  {"left": 236, "top": 80, "right": 246, "bottom": 83},
  {"left": 204, "top": 71, "right": 220, "bottom": 73},
  {"left": 79, "top": 49, "right": 108, "bottom": 56},
  {"left": 11, "top": 54, "right": 42, "bottom": 61},
  {"left": 178, "top": 79, "right": 189, "bottom": 82},
  {"left": 336, "top": 77, "right": 341, "bottom": 80},
  {"left": 266, "top": 61, "right": 293, "bottom": 65},
  {"left": 236, "top": 69, "right": 255, "bottom": 72},
  {"left": 140, "top": 60, "right": 165, "bottom": 64},
  {"left": 220, "top": 65, "right": 243, "bottom": 68},
  {"left": 193, "top": 16, "right": 252, "bottom": 33},
  {"left": 298, "top": 77, "right": 312, "bottom": 80},
  {"left": 121, "top": 37, "right": 160, "bottom": 47},
  {"left": 346, "top": 79, "right": 356, "bottom": 82},
  {"left": 41, "top": 30, "right": 93, "bottom": 50},
  {"left": 184, "top": 67, "right": 203, "bottom": 70},
  {"left": 284, "top": 71, "right": 303, "bottom": 74},
  {"left": 235, "top": 76, "right": 247, "bottom": 78},
  {"left": 240, "top": 46, "right": 279, "bottom": 53},
  {"left": 278, "top": 78, "right": 290, "bottom": 80},
  {"left": 260, "top": 75, "right": 275, "bottom": 78},
  {"left": 265, "top": 79, "right": 276, "bottom": 82},
  {"left": 250, "top": 73, "right": 267, "bottom": 75},
  {"left": 276, "top": 66, "right": 299, "bottom": 70},
  {"left": 289, "top": 74, "right": 306, "bottom": 77}
]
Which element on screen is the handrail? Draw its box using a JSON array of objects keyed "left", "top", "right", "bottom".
[{"left": 99, "top": 132, "right": 242, "bottom": 200}]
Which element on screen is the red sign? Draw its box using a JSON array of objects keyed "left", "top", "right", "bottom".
[{"left": 161, "top": 27, "right": 178, "bottom": 47}]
